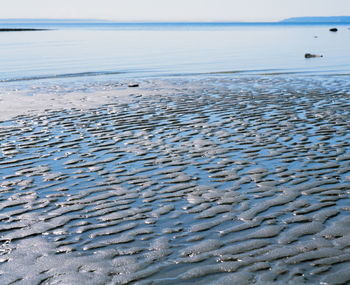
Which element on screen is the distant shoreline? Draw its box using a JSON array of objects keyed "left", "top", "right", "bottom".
[
  {"left": 0, "top": 28, "right": 49, "bottom": 32},
  {"left": 281, "top": 16, "right": 350, "bottom": 23}
]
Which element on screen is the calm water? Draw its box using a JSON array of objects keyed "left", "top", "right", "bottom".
[{"left": 0, "top": 22, "right": 350, "bottom": 86}]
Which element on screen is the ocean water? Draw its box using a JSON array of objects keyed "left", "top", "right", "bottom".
[{"left": 0, "top": 22, "right": 350, "bottom": 88}]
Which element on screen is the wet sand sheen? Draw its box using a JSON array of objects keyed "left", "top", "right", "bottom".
[{"left": 0, "top": 76, "right": 350, "bottom": 284}]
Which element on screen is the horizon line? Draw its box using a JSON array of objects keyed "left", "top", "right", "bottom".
[
  {"left": 1, "top": 16, "right": 350, "bottom": 24},
  {"left": 0, "top": 18, "right": 281, "bottom": 23}
]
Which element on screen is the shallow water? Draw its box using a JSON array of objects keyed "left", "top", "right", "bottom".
[{"left": 0, "top": 76, "right": 349, "bottom": 284}]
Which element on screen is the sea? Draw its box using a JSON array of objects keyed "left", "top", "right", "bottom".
[{"left": 0, "top": 21, "right": 350, "bottom": 92}]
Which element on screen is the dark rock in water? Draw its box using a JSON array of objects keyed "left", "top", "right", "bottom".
[
  {"left": 305, "top": 53, "right": 323, "bottom": 58},
  {"left": 128, "top": 83, "right": 139, "bottom": 88},
  {"left": 329, "top": 28, "right": 338, "bottom": 32}
]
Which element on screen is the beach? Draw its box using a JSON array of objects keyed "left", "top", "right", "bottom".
[{"left": 1, "top": 74, "right": 350, "bottom": 284}]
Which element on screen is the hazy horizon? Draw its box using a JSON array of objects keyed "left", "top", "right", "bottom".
[
  {"left": 1, "top": 16, "right": 350, "bottom": 24},
  {"left": 1, "top": 0, "right": 350, "bottom": 22}
]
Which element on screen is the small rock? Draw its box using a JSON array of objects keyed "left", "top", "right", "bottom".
[
  {"left": 128, "top": 83, "right": 139, "bottom": 88},
  {"left": 305, "top": 53, "right": 323, "bottom": 58},
  {"left": 329, "top": 28, "right": 338, "bottom": 32}
]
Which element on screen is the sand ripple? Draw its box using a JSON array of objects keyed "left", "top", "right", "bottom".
[{"left": 0, "top": 76, "right": 350, "bottom": 284}]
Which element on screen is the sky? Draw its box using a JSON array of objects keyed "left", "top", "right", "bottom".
[{"left": 1, "top": 0, "right": 350, "bottom": 22}]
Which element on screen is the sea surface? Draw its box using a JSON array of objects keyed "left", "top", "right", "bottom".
[
  {"left": 0, "top": 22, "right": 350, "bottom": 87},
  {"left": 1, "top": 22, "right": 350, "bottom": 284}
]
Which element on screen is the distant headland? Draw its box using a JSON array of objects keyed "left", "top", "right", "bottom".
[
  {"left": 0, "top": 28, "right": 48, "bottom": 32},
  {"left": 281, "top": 16, "right": 350, "bottom": 23}
]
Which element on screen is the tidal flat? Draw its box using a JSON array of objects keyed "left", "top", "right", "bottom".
[{"left": 0, "top": 76, "right": 350, "bottom": 284}]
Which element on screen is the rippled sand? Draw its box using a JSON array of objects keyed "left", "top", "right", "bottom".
[{"left": 0, "top": 76, "right": 350, "bottom": 284}]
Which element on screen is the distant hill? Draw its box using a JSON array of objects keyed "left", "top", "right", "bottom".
[{"left": 281, "top": 16, "right": 350, "bottom": 23}]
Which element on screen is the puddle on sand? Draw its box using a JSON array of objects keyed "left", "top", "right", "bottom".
[{"left": 0, "top": 76, "right": 350, "bottom": 284}]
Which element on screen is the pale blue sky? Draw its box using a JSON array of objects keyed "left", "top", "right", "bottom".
[{"left": 1, "top": 0, "right": 350, "bottom": 21}]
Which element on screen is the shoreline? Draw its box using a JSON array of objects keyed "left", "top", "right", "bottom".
[
  {"left": 0, "top": 78, "right": 203, "bottom": 122},
  {"left": 1, "top": 74, "right": 349, "bottom": 122}
]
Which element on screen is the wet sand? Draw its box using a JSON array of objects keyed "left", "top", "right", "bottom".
[{"left": 0, "top": 76, "right": 350, "bottom": 284}]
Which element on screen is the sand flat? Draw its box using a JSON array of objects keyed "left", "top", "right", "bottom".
[{"left": 0, "top": 76, "right": 350, "bottom": 284}]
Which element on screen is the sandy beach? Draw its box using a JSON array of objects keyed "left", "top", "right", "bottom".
[{"left": 0, "top": 75, "right": 349, "bottom": 284}]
